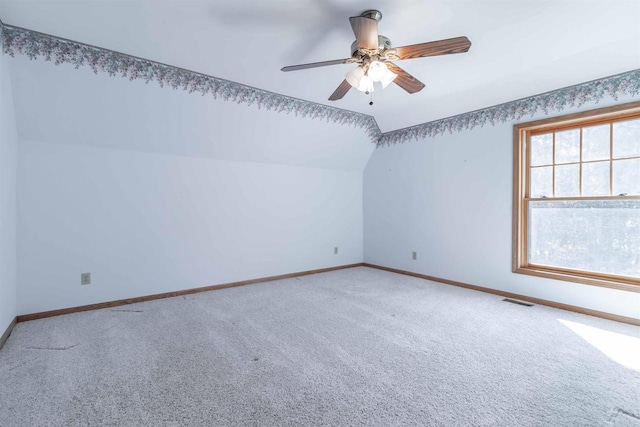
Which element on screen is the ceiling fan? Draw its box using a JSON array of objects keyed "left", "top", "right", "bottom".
[{"left": 281, "top": 10, "right": 471, "bottom": 101}]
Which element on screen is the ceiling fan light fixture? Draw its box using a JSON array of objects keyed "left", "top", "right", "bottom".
[
  {"left": 357, "top": 74, "right": 374, "bottom": 93},
  {"left": 380, "top": 69, "right": 398, "bottom": 89},
  {"left": 345, "top": 66, "right": 365, "bottom": 88},
  {"left": 346, "top": 66, "right": 374, "bottom": 93},
  {"left": 367, "top": 61, "right": 387, "bottom": 82}
]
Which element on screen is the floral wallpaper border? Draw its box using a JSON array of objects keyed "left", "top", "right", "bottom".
[
  {"left": 1, "top": 22, "right": 638, "bottom": 147},
  {"left": 0, "top": 23, "right": 382, "bottom": 142},
  {"left": 378, "top": 69, "right": 640, "bottom": 146}
]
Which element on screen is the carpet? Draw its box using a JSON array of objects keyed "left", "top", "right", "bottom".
[{"left": 1, "top": 267, "right": 639, "bottom": 426}]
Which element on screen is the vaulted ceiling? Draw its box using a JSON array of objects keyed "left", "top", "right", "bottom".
[{"left": 1, "top": 0, "right": 639, "bottom": 133}]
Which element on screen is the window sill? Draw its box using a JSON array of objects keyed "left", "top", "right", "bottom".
[{"left": 513, "top": 266, "right": 640, "bottom": 293}]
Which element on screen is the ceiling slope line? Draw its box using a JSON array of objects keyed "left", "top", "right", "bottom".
[
  {"left": 0, "top": 22, "right": 382, "bottom": 143},
  {"left": 378, "top": 68, "right": 640, "bottom": 146}
]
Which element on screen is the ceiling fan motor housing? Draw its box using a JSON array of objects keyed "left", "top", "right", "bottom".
[{"left": 351, "top": 35, "right": 392, "bottom": 58}]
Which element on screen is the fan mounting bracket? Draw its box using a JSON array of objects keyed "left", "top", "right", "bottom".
[{"left": 360, "top": 10, "right": 382, "bottom": 22}]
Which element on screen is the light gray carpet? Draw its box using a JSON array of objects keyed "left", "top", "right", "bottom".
[{"left": 1, "top": 267, "right": 639, "bottom": 426}]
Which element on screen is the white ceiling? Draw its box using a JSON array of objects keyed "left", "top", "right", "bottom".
[{"left": 1, "top": 0, "right": 639, "bottom": 133}]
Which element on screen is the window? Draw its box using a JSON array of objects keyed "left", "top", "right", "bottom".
[{"left": 513, "top": 101, "right": 640, "bottom": 292}]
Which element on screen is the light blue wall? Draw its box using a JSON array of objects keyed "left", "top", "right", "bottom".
[
  {"left": 12, "top": 57, "right": 370, "bottom": 315},
  {"left": 0, "top": 49, "right": 18, "bottom": 331},
  {"left": 364, "top": 95, "right": 640, "bottom": 320}
]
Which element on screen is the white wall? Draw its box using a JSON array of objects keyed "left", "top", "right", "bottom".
[
  {"left": 11, "top": 46, "right": 638, "bottom": 321},
  {"left": 0, "top": 49, "right": 18, "bottom": 331},
  {"left": 13, "top": 57, "right": 372, "bottom": 315},
  {"left": 364, "top": 95, "right": 640, "bottom": 320},
  {"left": 18, "top": 143, "right": 363, "bottom": 314}
]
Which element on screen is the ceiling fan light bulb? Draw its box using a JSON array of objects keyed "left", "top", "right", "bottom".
[
  {"left": 368, "top": 61, "right": 387, "bottom": 82},
  {"left": 358, "top": 75, "right": 374, "bottom": 93},
  {"left": 380, "top": 69, "right": 398, "bottom": 89},
  {"left": 345, "top": 66, "right": 365, "bottom": 88}
]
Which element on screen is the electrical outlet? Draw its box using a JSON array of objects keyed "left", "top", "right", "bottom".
[
  {"left": 412, "top": 251, "right": 417, "bottom": 260},
  {"left": 81, "top": 272, "right": 91, "bottom": 285},
  {"left": 334, "top": 247, "right": 339, "bottom": 255}
]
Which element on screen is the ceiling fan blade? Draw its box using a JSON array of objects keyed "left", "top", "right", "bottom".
[
  {"left": 281, "top": 59, "right": 351, "bottom": 72},
  {"left": 386, "top": 63, "right": 425, "bottom": 94},
  {"left": 349, "top": 16, "right": 379, "bottom": 50},
  {"left": 328, "top": 80, "right": 352, "bottom": 101},
  {"left": 394, "top": 36, "right": 471, "bottom": 60}
]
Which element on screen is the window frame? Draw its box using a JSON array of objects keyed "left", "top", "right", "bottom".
[{"left": 513, "top": 101, "right": 640, "bottom": 293}]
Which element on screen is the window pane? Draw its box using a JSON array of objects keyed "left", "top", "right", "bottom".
[
  {"left": 555, "top": 164, "right": 580, "bottom": 197},
  {"left": 530, "top": 133, "right": 553, "bottom": 166},
  {"left": 555, "top": 129, "right": 580, "bottom": 164},
  {"left": 528, "top": 199, "right": 640, "bottom": 278},
  {"left": 531, "top": 166, "right": 553, "bottom": 198},
  {"left": 613, "top": 158, "right": 640, "bottom": 196},
  {"left": 613, "top": 118, "right": 640, "bottom": 159},
  {"left": 582, "top": 161, "right": 610, "bottom": 196},
  {"left": 582, "top": 124, "right": 610, "bottom": 161}
]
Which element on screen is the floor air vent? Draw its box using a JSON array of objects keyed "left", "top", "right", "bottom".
[{"left": 502, "top": 298, "right": 534, "bottom": 307}]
